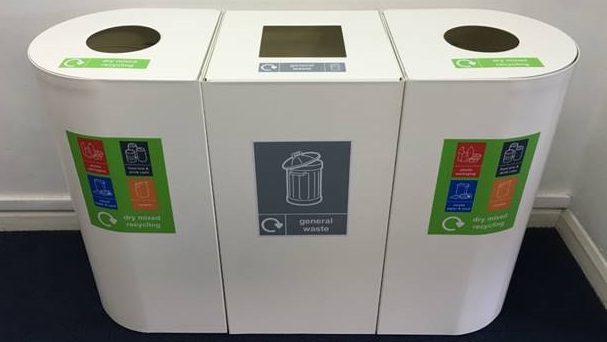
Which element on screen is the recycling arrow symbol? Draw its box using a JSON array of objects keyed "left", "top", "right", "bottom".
[
  {"left": 441, "top": 216, "right": 465, "bottom": 232},
  {"left": 454, "top": 59, "right": 478, "bottom": 68},
  {"left": 62, "top": 58, "right": 86, "bottom": 68},
  {"left": 261, "top": 217, "right": 284, "bottom": 233},
  {"left": 259, "top": 63, "right": 279, "bottom": 72}
]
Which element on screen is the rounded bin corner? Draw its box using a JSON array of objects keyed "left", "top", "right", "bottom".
[
  {"left": 28, "top": 8, "right": 221, "bottom": 81},
  {"left": 100, "top": 301, "right": 151, "bottom": 333},
  {"left": 383, "top": 8, "right": 578, "bottom": 81},
  {"left": 452, "top": 309, "right": 502, "bottom": 336}
]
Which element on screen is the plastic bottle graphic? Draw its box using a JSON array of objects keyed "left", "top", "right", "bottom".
[
  {"left": 125, "top": 143, "right": 138, "bottom": 164},
  {"left": 82, "top": 142, "right": 95, "bottom": 159},
  {"left": 134, "top": 181, "right": 150, "bottom": 199},
  {"left": 282, "top": 151, "right": 323, "bottom": 206},
  {"left": 457, "top": 145, "right": 482, "bottom": 164},
  {"left": 456, "top": 146, "right": 469, "bottom": 163}
]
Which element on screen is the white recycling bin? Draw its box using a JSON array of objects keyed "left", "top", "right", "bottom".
[
  {"left": 202, "top": 11, "right": 403, "bottom": 334},
  {"left": 28, "top": 9, "right": 227, "bottom": 332},
  {"left": 378, "top": 9, "right": 578, "bottom": 334}
]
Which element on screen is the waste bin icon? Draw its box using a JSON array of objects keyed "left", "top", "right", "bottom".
[{"left": 282, "top": 151, "right": 323, "bottom": 206}]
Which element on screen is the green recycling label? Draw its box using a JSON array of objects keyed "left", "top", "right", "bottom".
[
  {"left": 452, "top": 57, "right": 544, "bottom": 69},
  {"left": 59, "top": 58, "right": 150, "bottom": 69},
  {"left": 67, "top": 131, "right": 175, "bottom": 233},
  {"left": 428, "top": 133, "right": 539, "bottom": 235}
]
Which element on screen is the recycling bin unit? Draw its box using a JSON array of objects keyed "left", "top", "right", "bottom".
[
  {"left": 28, "top": 7, "right": 578, "bottom": 336},
  {"left": 202, "top": 11, "right": 404, "bottom": 334},
  {"left": 28, "top": 9, "right": 227, "bottom": 332},
  {"left": 378, "top": 9, "right": 578, "bottom": 334}
]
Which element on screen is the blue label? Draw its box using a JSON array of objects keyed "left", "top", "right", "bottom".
[
  {"left": 496, "top": 139, "right": 529, "bottom": 177},
  {"left": 446, "top": 180, "right": 478, "bottom": 212},
  {"left": 87, "top": 175, "right": 117, "bottom": 209}
]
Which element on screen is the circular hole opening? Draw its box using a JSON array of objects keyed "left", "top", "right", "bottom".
[
  {"left": 444, "top": 26, "right": 519, "bottom": 53},
  {"left": 86, "top": 26, "right": 160, "bottom": 53}
]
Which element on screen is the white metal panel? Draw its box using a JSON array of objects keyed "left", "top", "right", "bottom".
[
  {"left": 203, "top": 82, "right": 403, "bottom": 333},
  {"left": 379, "top": 73, "right": 575, "bottom": 335},
  {"left": 33, "top": 75, "right": 226, "bottom": 333},
  {"left": 379, "top": 9, "right": 578, "bottom": 334},
  {"left": 205, "top": 11, "right": 402, "bottom": 82}
]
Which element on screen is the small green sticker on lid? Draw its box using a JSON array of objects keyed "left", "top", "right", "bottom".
[
  {"left": 452, "top": 57, "right": 544, "bottom": 69},
  {"left": 59, "top": 58, "right": 150, "bottom": 69}
]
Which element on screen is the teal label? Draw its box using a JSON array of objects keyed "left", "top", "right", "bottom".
[
  {"left": 452, "top": 57, "right": 544, "bottom": 68},
  {"left": 59, "top": 58, "right": 150, "bottom": 69},
  {"left": 428, "top": 133, "right": 539, "bottom": 235},
  {"left": 67, "top": 131, "right": 174, "bottom": 233}
]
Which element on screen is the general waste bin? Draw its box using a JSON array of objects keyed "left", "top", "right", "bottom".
[
  {"left": 202, "top": 11, "right": 403, "bottom": 334},
  {"left": 378, "top": 9, "right": 578, "bottom": 335},
  {"left": 282, "top": 151, "right": 324, "bottom": 206},
  {"left": 28, "top": 9, "right": 227, "bottom": 332}
]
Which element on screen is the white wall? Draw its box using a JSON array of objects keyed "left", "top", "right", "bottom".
[
  {"left": 1, "top": 0, "right": 605, "bottom": 208},
  {"left": 570, "top": 98, "right": 607, "bottom": 260}
]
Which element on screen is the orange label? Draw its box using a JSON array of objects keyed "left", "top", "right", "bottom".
[
  {"left": 127, "top": 178, "right": 158, "bottom": 211},
  {"left": 488, "top": 176, "right": 518, "bottom": 212}
]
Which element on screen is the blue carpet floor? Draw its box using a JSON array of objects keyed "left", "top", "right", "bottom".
[{"left": 0, "top": 229, "right": 606, "bottom": 341}]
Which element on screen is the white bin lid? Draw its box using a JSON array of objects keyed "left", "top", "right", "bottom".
[
  {"left": 28, "top": 9, "right": 220, "bottom": 81},
  {"left": 383, "top": 9, "right": 578, "bottom": 80},
  {"left": 204, "top": 11, "right": 402, "bottom": 82}
]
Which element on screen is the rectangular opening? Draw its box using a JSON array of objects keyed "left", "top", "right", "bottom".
[{"left": 259, "top": 26, "right": 346, "bottom": 58}]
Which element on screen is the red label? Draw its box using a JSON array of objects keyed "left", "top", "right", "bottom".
[
  {"left": 452, "top": 142, "right": 486, "bottom": 178},
  {"left": 77, "top": 137, "right": 109, "bottom": 175}
]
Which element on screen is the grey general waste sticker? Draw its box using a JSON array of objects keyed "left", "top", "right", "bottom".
[
  {"left": 258, "top": 62, "right": 346, "bottom": 73},
  {"left": 254, "top": 141, "right": 351, "bottom": 236}
]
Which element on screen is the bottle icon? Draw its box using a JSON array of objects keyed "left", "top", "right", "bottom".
[
  {"left": 82, "top": 143, "right": 95, "bottom": 159},
  {"left": 456, "top": 146, "right": 469, "bottom": 163},
  {"left": 456, "top": 145, "right": 482, "bottom": 164},
  {"left": 80, "top": 142, "right": 104, "bottom": 161}
]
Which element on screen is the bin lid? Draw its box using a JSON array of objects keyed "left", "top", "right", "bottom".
[
  {"left": 282, "top": 151, "right": 323, "bottom": 171},
  {"left": 383, "top": 9, "right": 578, "bottom": 80},
  {"left": 28, "top": 9, "right": 220, "bottom": 81},
  {"left": 204, "top": 11, "right": 403, "bottom": 82}
]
